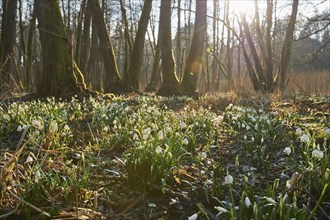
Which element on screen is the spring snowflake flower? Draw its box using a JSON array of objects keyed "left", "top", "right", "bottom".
[
  {"left": 325, "top": 128, "right": 330, "bottom": 135},
  {"left": 283, "top": 147, "right": 291, "bottom": 155},
  {"left": 133, "top": 133, "right": 139, "bottom": 141},
  {"left": 49, "top": 121, "right": 58, "bottom": 132},
  {"left": 312, "top": 149, "right": 324, "bottom": 160},
  {"left": 286, "top": 180, "right": 291, "bottom": 189},
  {"left": 261, "top": 137, "right": 264, "bottom": 144},
  {"left": 155, "top": 146, "right": 163, "bottom": 154},
  {"left": 142, "top": 127, "right": 151, "bottom": 139},
  {"left": 64, "top": 124, "right": 70, "bottom": 131},
  {"left": 224, "top": 174, "right": 233, "bottom": 185},
  {"left": 244, "top": 135, "right": 247, "bottom": 141},
  {"left": 325, "top": 168, "right": 330, "bottom": 181},
  {"left": 245, "top": 197, "right": 251, "bottom": 208},
  {"left": 295, "top": 127, "right": 303, "bottom": 135},
  {"left": 300, "top": 134, "right": 309, "bottom": 143},
  {"left": 35, "top": 170, "right": 41, "bottom": 179},
  {"left": 251, "top": 137, "right": 255, "bottom": 142},
  {"left": 26, "top": 155, "right": 33, "bottom": 163},
  {"left": 214, "top": 206, "right": 228, "bottom": 213},
  {"left": 187, "top": 213, "right": 198, "bottom": 220},
  {"left": 103, "top": 126, "right": 109, "bottom": 132},
  {"left": 182, "top": 138, "right": 189, "bottom": 145},
  {"left": 264, "top": 196, "right": 276, "bottom": 205},
  {"left": 32, "top": 119, "right": 43, "bottom": 130},
  {"left": 180, "top": 122, "right": 187, "bottom": 129},
  {"left": 157, "top": 130, "right": 164, "bottom": 140}
]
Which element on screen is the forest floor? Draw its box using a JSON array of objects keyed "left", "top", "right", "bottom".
[{"left": 0, "top": 92, "right": 329, "bottom": 220}]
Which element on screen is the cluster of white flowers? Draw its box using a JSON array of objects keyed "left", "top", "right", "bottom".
[
  {"left": 312, "top": 149, "right": 324, "bottom": 160},
  {"left": 32, "top": 119, "right": 43, "bottom": 130}
]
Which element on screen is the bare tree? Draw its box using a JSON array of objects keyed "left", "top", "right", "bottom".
[{"left": 181, "top": 0, "right": 207, "bottom": 95}]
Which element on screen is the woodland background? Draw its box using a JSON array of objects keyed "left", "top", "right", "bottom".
[{"left": 0, "top": 0, "right": 329, "bottom": 97}]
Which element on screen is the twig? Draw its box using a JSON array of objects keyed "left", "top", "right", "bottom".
[{"left": 7, "top": 189, "right": 51, "bottom": 218}]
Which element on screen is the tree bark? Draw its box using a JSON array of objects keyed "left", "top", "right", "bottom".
[
  {"left": 0, "top": 0, "right": 18, "bottom": 93},
  {"left": 277, "top": 0, "right": 299, "bottom": 91},
  {"left": 124, "top": 0, "right": 153, "bottom": 91},
  {"left": 88, "top": 0, "right": 123, "bottom": 93},
  {"left": 157, "top": 0, "right": 181, "bottom": 96},
  {"left": 34, "top": 0, "right": 84, "bottom": 96},
  {"left": 181, "top": 0, "right": 207, "bottom": 95}
]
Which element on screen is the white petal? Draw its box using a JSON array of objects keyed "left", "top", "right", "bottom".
[
  {"left": 224, "top": 174, "right": 233, "bottom": 184},
  {"left": 245, "top": 197, "right": 251, "bottom": 208},
  {"left": 264, "top": 196, "right": 276, "bottom": 204},
  {"left": 214, "top": 206, "right": 228, "bottom": 213},
  {"left": 187, "top": 213, "right": 198, "bottom": 220},
  {"left": 155, "top": 146, "right": 163, "bottom": 154}
]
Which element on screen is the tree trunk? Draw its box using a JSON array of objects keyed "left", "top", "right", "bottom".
[
  {"left": 157, "top": 0, "right": 181, "bottom": 96},
  {"left": 0, "top": 0, "right": 17, "bottom": 93},
  {"left": 124, "top": 0, "right": 153, "bottom": 91},
  {"left": 75, "top": 0, "right": 86, "bottom": 66},
  {"left": 265, "top": 0, "right": 274, "bottom": 92},
  {"left": 88, "top": 0, "right": 123, "bottom": 93},
  {"left": 79, "top": 0, "right": 91, "bottom": 75},
  {"left": 34, "top": 0, "right": 85, "bottom": 96},
  {"left": 181, "top": 0, "right": 207, "bottom": 95},
  {"left": 277, "top": 0, "right": 299, "bottom": 91},
  {"left": 241, "top": 13, "right": 266, "bottom": 91},
  {"left": 145, "top": 26, "right": 162, "bottom": 93}
]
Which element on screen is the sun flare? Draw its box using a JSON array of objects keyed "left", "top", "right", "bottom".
[{"left": 230, "top": 0, "right": 256, "bottom": 15}]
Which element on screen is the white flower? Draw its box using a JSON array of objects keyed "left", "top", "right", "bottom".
[
  {"left": 224, "top": 174, "right": 233, "bottom": 185},
  {"left": 155, "top": 146, "right": 163, "bottom": 154},
  {"left": 244, "top": 135, "right": 247, "bottom": 141},
  {"left": 264, "top": 196, "right": 276, "bottom": 204},
  {"left": 182, "top": 138, "right": 189, "bottom": 145},
  {"left": 214, "top": 206, "right": 228, "bottom": 213},
  {"left": 283, "top": 193, "right": 288, "bottom": 203},
  {"left": 167, "top": 152, "right": 173, "bottom": 158},
  {"left": 295, "top": 127, "right": 303, "bottom": 135},
  {"left": 325, "top": 168, "right": 330, "bottom": 181},
  {"left": 180, "top": 122, "right": 187, "bottom": 129},
  {"left": 286, "top": 180, "right": 291, "bottom": 189},
  {"left": 49, "top": 121, "right": 58, "bottom": 132},
  {"left": 17, "top": 125, "right": 23, "bottom": 132},
  {"left": 283, "top": 147, "right": 291, "bottom": 155},
  {"left": 187, "top": 213, "right": 198, "bottom": 220},
  {"left": 245, "top": 197, "right": 251, "bottom": 208},
  {"left": 142, "top": 127, "right": 151, "bottom": 139},
  {"left": 26, "top": 155, "right": 33, "bottom": 163},
  {"left": 246, "top": 125, "right": 250, "bottom": 131},
  {"left": 157, "top": 130, "right": 164, "bottom": 140},
  {"left": 32, "top": 119, "right": 43, "bottom": 130},
  {"left": 103, "top": 126, "right": 109, "bottom": 132},
  {"left": 300, "top": 134, "right": 309, "bottom": 143},
  {"left": 35, "top": 170, "right": 41, "bottom": 179},
  {"left": 261, "top": 137, "right": 264, "bottom": 144},
  {"left": 312, "top": 149, "right": 324, "bottom": 160},
  {"left": 64, "top": 124, "right": 70, "bottom": 131},
  {"left": 251, "top": 137, "right": 255, "bottom": 142},
  {"left": 148, "top": 203, "right": 156, "bottom": 208},
  {"left": 133, "top": 133, "right": 139, "bottom": 140},
  {"left": 242, "top": 123, "right": 246, "bottom": 128},
  {"left": 325, "top": 128, "right": 330, "bottom": 135}
]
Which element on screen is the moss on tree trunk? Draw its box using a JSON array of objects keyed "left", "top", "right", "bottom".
[{"left": 35, "top": 0, "right": 83, "bottom": 96}]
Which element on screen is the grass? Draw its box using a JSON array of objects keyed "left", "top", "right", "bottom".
[{"left": 0, "top": 93, "right": 329, "bottom": 219}]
